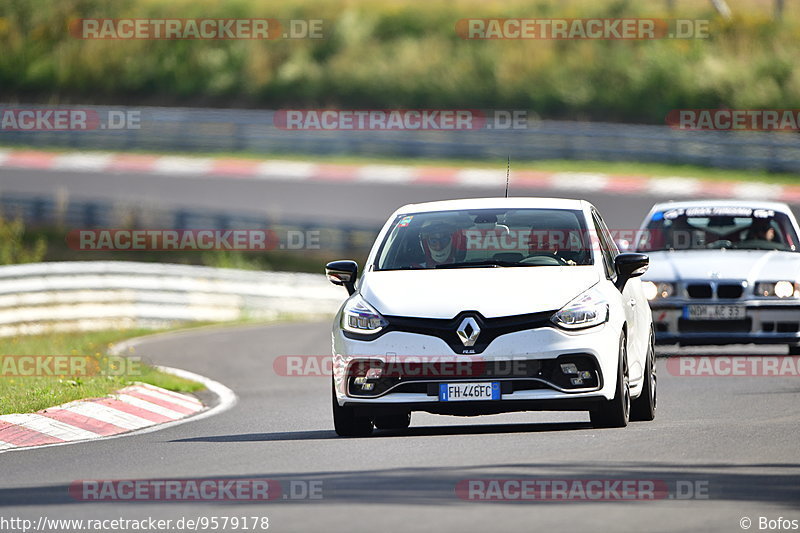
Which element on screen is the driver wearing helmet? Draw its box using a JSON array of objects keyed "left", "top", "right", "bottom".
[{"left": 418, "top": 221, "right": 459, "bottom": 267}]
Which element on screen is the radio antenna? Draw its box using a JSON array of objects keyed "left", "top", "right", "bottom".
[{"left": 505, "top": 155, "right": 510, "bottom": 198}]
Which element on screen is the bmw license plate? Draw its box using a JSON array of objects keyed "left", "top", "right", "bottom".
[
  {"left": 684, "top": 305, "right": 746, "bottom": 320},
  {"left": 439, "top": 382, "right": 501, "bottom": 401}
]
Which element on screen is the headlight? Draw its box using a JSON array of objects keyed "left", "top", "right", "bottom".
[
  {"left": 551, "top": 286, "right": 609, "bottom": 330},
  {"left": 755, "top": 281, "right": 800, "bottom": 298},
  {"left": 642, "top": 281, "right": 675, "bottom": 301},
  {"left": 342, "top": 295, "right": 388, "bottom": 334}
]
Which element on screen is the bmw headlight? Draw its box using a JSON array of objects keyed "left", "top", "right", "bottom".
[
  {"left": 755, "top": 281, "right": 800, "bottom": 298},
  {"left": 342, "top": 295, "right": 388, "bottom": 334},
  {"left": 551, "top": 286, "right": 609, "bottom": 330},
  {"left": 642, "top": 281, "right": 675, "bottom": 301}
]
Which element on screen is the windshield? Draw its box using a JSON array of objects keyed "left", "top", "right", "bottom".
[
  {"left": 374, "top": 208, "right": 594, "bottom": 270},
  {"left": 638, "top": 206, "right": 799, "bottom": 252}
]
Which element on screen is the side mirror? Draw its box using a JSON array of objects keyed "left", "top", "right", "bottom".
[
  {"left": 614, "top": 253, "right": 649, "bottom": 290},
  {"left": 325, "top": 260, "right": 358, "bottom": 295}
]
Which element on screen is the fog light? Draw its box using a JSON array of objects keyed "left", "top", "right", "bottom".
[
  {"left": 560, "top": 363, "right": 578, "bottom": 374},
  {"left": 579, "top": 371, "right": 592, "bottom": 379},
  {"left": 570, "top": 377, "right": 584, "bottom": 386},
  {"left": 365, "top": 367, "right": 383, "bottom": 379},
  {"left": 361, "top": 383, "right": 374, "bottom": 391},
  {"left": 354, "top": 377, "right": 367, "bottom": 385}
]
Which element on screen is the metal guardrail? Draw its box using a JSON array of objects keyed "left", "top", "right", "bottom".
[
  {"left": 1, "top": 104, "right": 799, "bottom": 173},
  {"left": 0, "top": 261, "right": 345, "bottom": 337},
  {"left": 0, "top": 194, "right": 380, "bottom": 255}
]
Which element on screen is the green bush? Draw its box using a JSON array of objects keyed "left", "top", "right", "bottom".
[
  {"left": 0, "top": 0, "right": 798, "bottom": 123},
  {"left": 0, "top": 215, "right": 47, "bottom": 265}
]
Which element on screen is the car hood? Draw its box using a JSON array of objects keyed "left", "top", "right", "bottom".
[
  {"left": 360, "top": 266, "right": 600, "bottom": 319},
  {"left": 644, "top": 250, "right": 800, "bottom": 283}
]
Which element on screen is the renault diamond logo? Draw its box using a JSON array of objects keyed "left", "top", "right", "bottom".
[{"left": 457, "top": 317, "right": 481, "bottom": 347}]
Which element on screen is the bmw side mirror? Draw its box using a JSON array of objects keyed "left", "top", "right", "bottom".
[
  {"left": 614, "top": 253, "right": 649, "bottom": 290},
  {"left": 326, "top": 260, "right": 358, "bottom": 295}
]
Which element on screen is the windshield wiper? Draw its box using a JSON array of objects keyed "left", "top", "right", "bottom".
[{"left": 435, "top": 260, "right": 535, "bottom": 269}]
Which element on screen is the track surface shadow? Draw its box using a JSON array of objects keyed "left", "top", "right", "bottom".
[
  {"left": 171, "top": 421, "right": 594, "bottom": 443},
  {"left": 1, "top": 462, "right": 798, "bottom": 508}
]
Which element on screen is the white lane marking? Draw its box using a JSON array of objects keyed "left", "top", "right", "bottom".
[
  {"left": 549, "top": 172, "right": 609, "bottom": 192},
  {"left": 357, "top": 165, "right": 415, "bottom": 183},
  {"left": 0, "top": 413, "right": 100, "bottom": 441},
  {"left": 456, "top": 169, "right": 508, "bottom": 188},
  {"left": 0, "top": 149, "right": 10, "bottom": 165},
  {"left": 646, "top": 177, "right": 702, "bottom": 196},
  {"left": 731, "top": 182, "right": 783, "bottom": 200},
  {"left": 126, "top": 385, "right": 202, "bottom": 411},
  {"left": 256, "top": 161, "right": 316, "bottom": 179},
  {"left": 116, "top": 394, "right": 186, "bottom": 419},
  {"left": 62, "top": 402, "right": 154, "bottom": 430},
  {"left": 0, "top": 440, "right": 17, "bottom": 450},
  {"left": 52, "top": 153, "right": 113, "bottom": 171},
  {"left": 153, "top": 157, "right": 214, "bottom": 175}
]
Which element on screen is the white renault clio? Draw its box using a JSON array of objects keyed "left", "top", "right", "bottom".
[{"left": 326, "top": 198, "right": 655, "bottom": 436}]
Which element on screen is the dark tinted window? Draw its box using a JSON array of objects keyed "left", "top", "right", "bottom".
[{"left": 375, "top": 208, "right": 594, "bottom": 270}]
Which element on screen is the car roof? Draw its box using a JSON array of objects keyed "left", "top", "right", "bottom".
[
  {"left": 648, "top": 199, "right": 793, "bottom": 213},
  {"left": 395, "top": 197, "right": 589, "bottom": 214}
]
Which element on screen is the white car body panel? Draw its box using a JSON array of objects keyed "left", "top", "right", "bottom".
[
  {"left": 361, "top": 267, "right": 601, "bottom": 319},
  {"left": 330, "top": 197, "right": 654, "bottom": 419},
  {"left": 646, "top": 250, "right": 800, "bottom": 283},
  {"left": 639, "top": 199, "right": 800, "bottom": 347}
]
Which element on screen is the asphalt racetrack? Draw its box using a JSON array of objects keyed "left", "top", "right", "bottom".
[
  {"left": 1, "top": 166, "right": 799, "bottom": 532},
  {"left": 0, "top": 165, "right": 726, "bottom": 228},
  {"left": 1, "top": 323, "right": 799, "bottom": 532}
]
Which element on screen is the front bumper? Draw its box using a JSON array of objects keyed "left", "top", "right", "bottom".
[
  {"left": 650, "top": 300, "right": 800, "bottom": 346},
  {"left": 332, "top": 320, "right": 622, "bottom": 412}
]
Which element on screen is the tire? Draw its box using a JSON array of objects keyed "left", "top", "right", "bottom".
[
  {"left": 374, "top": 412, "right": 411, "bottom": 430},
  {"left": 590, "top": 333, "right": 630, "bottom": 429},
  {"left": 789, "top": 345, "right": 800, "bottom": 355},
  {"left": 630, "top": 328, "right": 656, "bottom": 422},
  {"left": 332, "top": 381, "right": 373, "bottom": 437}
]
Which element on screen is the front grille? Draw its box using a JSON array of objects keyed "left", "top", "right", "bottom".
[
  {"left": 717, "top": 284, "right": 744, "bottom": 299},
  {"left": 363, "top": 310, "right": 557, "bottom": 354},
  {"left": 762, "top": 322, "right": 798, "bottom": 333},
  {"left": 346, "top": 354, "right": 601, "bottom": 397},
  {"left": 678, "top": 318, "right": 752, "bottom": 333},
  {"left": 687, "top": 283, "right": 713, "bottom": 299}
]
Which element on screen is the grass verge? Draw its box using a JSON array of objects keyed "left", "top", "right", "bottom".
[{"left": 0, "top": 328, "right": 206, "bottom": 415}]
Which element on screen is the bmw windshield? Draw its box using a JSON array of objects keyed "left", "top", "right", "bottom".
[{"left": 639, "top": 206, "right": 800, "bottom": 252}]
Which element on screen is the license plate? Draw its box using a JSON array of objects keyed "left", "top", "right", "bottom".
[
  {"left": 439, "top": 382, "right": 500, "bottom": 401},
  {"left": 684, "top": 305, "right": 746, "bottom": 320}
]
